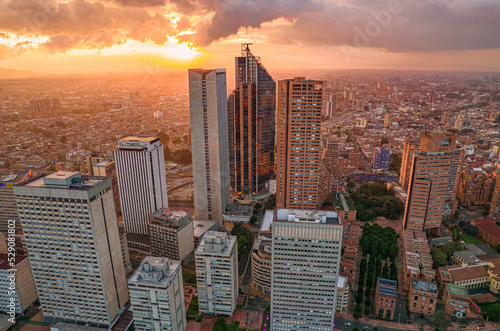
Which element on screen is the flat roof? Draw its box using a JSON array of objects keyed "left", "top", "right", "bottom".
[
  {"left": 225, "top": 203, "right": 253, "bottom": 216},
  {"left": 412, "top": 280, "right": 437, "bottom": 293},
  {"left": 128, "top": 256, "right": 180, "bottom": 287},
  {"left": 276, "top": 209, "right": 340, "bottom": 224},
  {"left": 192, "top": 220, "right": 219, "bottom": 238},
  {"left": 261, "top": 210, "right": 274, "bottom": 233},
  {"left": 119, "top": 136, "right": 158, "bottom": 143},
  {"left": 378, "top": 278, "right": 397, "bottom": 297},
  {"left": 23, "top": 171, "right": 103, "bottom": 190},
  {"left": 447, "top": 283, "right": 469, "bottom": 297}
]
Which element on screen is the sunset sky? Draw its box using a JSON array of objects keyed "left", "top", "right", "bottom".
[{"left": 0, "top": 0, "right": 499, "bottom": 74}]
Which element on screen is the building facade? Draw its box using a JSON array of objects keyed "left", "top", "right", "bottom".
[
  {"left": 403, "top": 132, "right": 460, "bottom": 231},
  {"left": 408, "top": 280, "right": 438, "bottom": 316},
  {"left": 276, "top": 77, "right": 328, "bottom": 209},
  {"left": 148, "top": 209, "right": 195, "bottom": 262},
  {"left": 373, "top": 145, "right": 391, "bottom": 172},
  {"left": 271, "top": 212, "right": 342, "bottom": 331},
  {"left": 128, "top": 257, "right": 186, "bottom": 331},
  {"left": 93, "top": 160, "right": 121, "bottom": 216},
  {"left": 195, "top": 231, "right": 238, "bottom": 316},
  {"left": 399, "top": 139, "right": 419, "bottom": 190},
  {"left": 189, "top": 68, "right": 230, "bottom": 223},
  {"left": 0, "top": 254, "right": 38, "bottom": 314},
  {"left": 457, "top": 168, "right": 495, "bottom": 207},
  {"left": 114, "top": 136, "right": 168, "bottom": 234},
  {"left": 336, "top": 276, "right": 349, "bottom": 313},
  {"left": 443, "top": 284, "right": 472, "bottom": 318},
  {"left": 228, "top": 44, "right": 276, "bottom": 196},
  {"left": 13, "top": 171, "right": 129, "bottom": 326},
  {"left": 0, "top": 171, "right": 31, "bottom": 236},
  {"left": 375, "top": 278, "right": 397, "bottom": 320},
  {"left": 251, "top": 236, "right": 272, "bottom": 295}
]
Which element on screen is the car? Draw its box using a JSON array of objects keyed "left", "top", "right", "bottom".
[
  {"left": 249, "top": 296, "right": 254, "bottom": 299},
  {"left": 344, "top": 322, "right": 351, "bottom": 326}
]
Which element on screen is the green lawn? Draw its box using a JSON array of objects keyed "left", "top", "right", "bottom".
[
  {"left": 462, "top": 233, "right": 480, "bottom": 244},
  {"left": 187, "top": 297, "right": 199, "bottom": 316},
  {"left": 226, "top": 320, "right": 240, "bottom": 331}
]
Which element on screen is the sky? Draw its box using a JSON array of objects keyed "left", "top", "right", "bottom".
[{"left": 0, "top": 0, "right": 499, "bottom": 74}]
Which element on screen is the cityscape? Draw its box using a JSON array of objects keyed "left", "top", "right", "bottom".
[{"left": 1, "top": 1, "right": 500, "bottom": 331}]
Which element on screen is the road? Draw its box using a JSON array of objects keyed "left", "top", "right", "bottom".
[{"left": 334, "top": 317, "right": 408, "bottom": 331}]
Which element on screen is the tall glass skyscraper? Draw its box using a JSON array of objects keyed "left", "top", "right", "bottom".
[{"left": 228, "top": 44, "right": 276, "bottom": 196}]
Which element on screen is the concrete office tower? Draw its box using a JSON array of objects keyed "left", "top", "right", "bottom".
[
  {"left": 399, "top": 140, "right": 420, "bottom": 190},
  {"left": 403, "top": 132, "right": 460, "bottom": 232},
  {"left": 373, "top": 145, "right": 391, "bottom": 172},
  {"left": 271, "top": 211, "right": 343, "bottom": 331},
  {"left": 114, "top": 137, "right": 168, "bottom": 234},
  {"left": 148, "top": 209, "right": 195, "bottom": 261},
  {"left": 195, "top": 231, "right": 238, "bottom": 316},
  {"left": 276, "top": 77, "right": 328, "bottom": 209},
  {"left": 13, "top": 171, "right": 129, "bottom": 327},
  {"left": 228, "top": 43, "right": 276, "bottom": 196},
  {"left": 188, "top": 69, "right": 230, "bottom": 223},
  {"left": 0, "top": 254, "right": 38, "bottom": 314},
  {"left": 128, "top": 257, "right": 186, "bottom": 331},
  {"left": 93, "top": 160, "right": 121, "bottom": 216},
  {"left": 81, "top": 152, "right": 105, "bottom": 176},
  {"left": 0, "top": 171, "right": 31, "bottom": 236}
]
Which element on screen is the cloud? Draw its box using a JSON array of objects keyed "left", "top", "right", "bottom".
[{"left": 0, "top": 0, "right": 176, "bottom": 52}]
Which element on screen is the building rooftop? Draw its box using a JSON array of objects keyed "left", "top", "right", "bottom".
[
  {"left": 128, "top": 256, "right": 180, "bottom": 287},
  {"left": 447, "top": 283, "right": 469, "bottom": 298},
  {"left": 93, "top": 160, "right": 113, "bottom": 167},
  {"left": 260, "top": 210, "right": 274, "bottom": 233},
  {"left": 337, "top": 275, "right": 347, "bottom": 289},
  {"left": 412, "top": 280, "right": 438, "bottom": 293},
  {"left": 225, "top": 203, "right": 253, "bottom": 216},
  {"left": 448, "top": 265, "right": 488, "bottom": 281},
  {"left": 276, "top": 209, "right": 340, "bottom": 225},
  {"left": 378, "top": 278, "right": 397, "bottom": 297},
  {"left": 118, "top": 136, "right": 158, "bottom": 143},
  {"left": 192, "top": 220, "right": 219, "bottom": 238},
  {"left": 0, "top": 170, "right": 31, "bottom": 186},
  {"left": 195, "top": 231, "right": 236, "bottom": 256},
  {"left": 150, "top": 208, "right": 190, "bottom": 228},
  {"left": 23, "top": 171, "right": 102, "bottom": 190}
]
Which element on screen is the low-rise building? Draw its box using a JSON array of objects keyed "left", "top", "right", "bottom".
[
  {"left": 0, "top": 254, "right": 38, "bottom": 314},
  {"left": 340, "top": 222, "right": 362, "bottom": 284},
  {"left": 375, "top": 278, "right": 397, "bottom": 320},
  {"left": 451, "top": 243, "right": 487, "bottom": 267},
  {"left": 471, "top": 218, "right": 500, "bottom": 247},
  {"left": 333, "top": 192, "right": 357, "bottom": 222},
  {"left": 402, "top": 229, "right": 435, "bottom": 290},
  {"left": 408, "top": 280, "right": 438, "bottom": 316},
  {"left": 148, "top": 209, "right": 194, "bottom": 262},
  {"left": 438, "top": 265, "right": 489, "bottom": 293},
  {"left": 443, "top": 284, "right": 473, "bottom": 318}
]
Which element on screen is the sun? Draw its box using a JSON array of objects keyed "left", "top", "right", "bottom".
[{"left": 163, "top": 42, "right": 200, "bottom": 62}]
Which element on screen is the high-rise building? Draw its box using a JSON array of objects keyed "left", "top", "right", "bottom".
[
  {"left": 93, "top": 160, "right": 121, "bottom": 216},
  {"left": 114, "top": 137, "right": 168, "bottom": 234},
  {"left": 276, "top": 77, "right": 328, "bottom": 209},
  {"left": 13, "top": 171, "right": 129, "bottom": 326},
  {"left": 128, "top": 256, "right": 186, "bottom": 331},
  {"left": 228, "top": 44, "right": 276, "bottom": 196},
  {"left": 0, "top": 171, "right": 31, "bottom": 236},
  {"left": 148, "top": 209, "right": 195, "bottom": 262},
  {"left": 403, "top": 132, "right": 461, "bottom": 231},
  {"left": 488, "top": 170, "right": 500, "bottom": 219},
  {"left": 271, "top": 209, "right": 343, "bottom": 331},
  {"left": 399, "top": 139, "right": 420, "bottom": 190},
  {"left": 373, "top": 145, "right": 391, "bottom": 172},
  {"left": 195, "top": 231, "right": 238, "bottom": 316},
  {"left": 444, "top": 149, "right": 464, "bottom": 218},
  {"left": 188, "top": 68, "right": 230, "bottom": 222}
]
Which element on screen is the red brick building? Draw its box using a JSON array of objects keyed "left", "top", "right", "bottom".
[
  {"left": 375, "top": 278, "right": 397, "bottom": 320},
  {"left": 409, "top": 280, "right": 438, "bottom": 315},
  {"left": 471, "top": 218, "right": 500, "bottom": 247}
]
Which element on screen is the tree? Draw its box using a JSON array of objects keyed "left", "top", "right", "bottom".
[
  {"left": 352, "top": 328, "right": 360, "bottom": 331},
  {"left": 464, "top": 224, "right": 478, "bottom": 236},
  {"left": 389, "top": 153, "right": 402, "bottom": 175},
  {"left": 212, "top": 317, "right": 226, "bottom": 331},
  {"left": 60, "top": 135, "right": 67, "bottom": 143},
  {"left": 364, "top": 307, "right": 371, "bottom": 315},
  {"left": 249, "top": 215, "right": 257, "bottom": 225},
  {"left": 497, "top": 244, "right": 500, "bottom": 253},
  {"left": 158, "top": 131, "right": 170, "bottom": 145},
  {"left": 354, "top": 304, "right": 362, "bottom": 313},
  {"left": 431, "top": 247, "right": 448, "bottom": 267},
  {"left": 164, "top": 145, "right": 172, "bottom": 161},
  {"left": 174, "top": 149, "right": 192, "bottom": 164},
  {"left": 380, "top": 137, "right": 389, "bottom": 146},
  {"left": 265, "top": 194, "right": 276, "bottom": 209},
  {"left": 389, "top": 243, "right": 399, "bottom": 260},
  {"left": 55, "top": 120, "right": 67, "bottom": 128},
  {"left": 48, "top": 162, "right": 56, "bottom": 171}
]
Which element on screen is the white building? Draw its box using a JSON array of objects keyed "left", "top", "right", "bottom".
[
  {"left": 195, "top": 231, "right": 238, "bottom": 316},
  {"left": 114, "top": 136, "right": 168, "bottom": 234},
  {"left": 271, "top": 209, "right": 343, "bottom": 331},
  {"left": 189, "top": 69, "right": 230, "bottom": 224},
  {"left": 13, "top": 171, "right": 129, "bottom": 327},
  {"left": 128, "top": 257, "right": 186, "bottom": 331}
]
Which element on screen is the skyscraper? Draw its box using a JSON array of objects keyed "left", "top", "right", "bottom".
[
  {"left": 13, "top": 171, "right": 129, "bottom": 326},
  {"left": 403, "top": 132, "right": 461, "bottom": 232},
  {"left": 271, "top": 209, "right": 343, "bottom": 331},
  {"left": 195, "top": 231, "right": 238, "bottom": 316},
  {"left": 189, "top": 68, "right": 230, "bottom": 222},
  {"left": 93, "top": 160, "right": 121, "bottom": 216},
  {"left": 128, "top": 256, "right": 186, "bottom": 331},
  {"left": 228, "top": 44, "right": 276, "bottom": 196},
  {"left": 276, "top": 77, "right": 328, "bottom": 209},
  {"left": 399, "top": 139, "right": 420, "bottom": 190},
  {"left": 0, "top": 171, "right": 31, "bottom": 236},
  {"left": 114, "top": 137, "right": 168, "bottom": 234}
]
